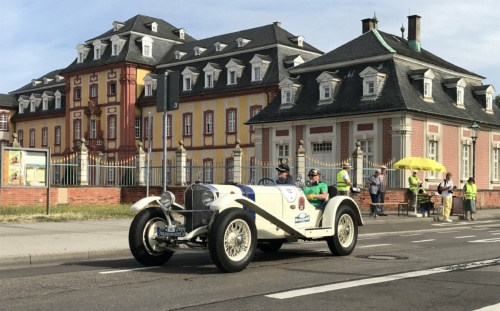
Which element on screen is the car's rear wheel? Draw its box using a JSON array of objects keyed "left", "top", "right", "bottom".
[
  {"left": 129, "top": 207, "right": 174, "bottom": 266},
  {"left": 326, "top": 205, "right": 358, "bottom": 256},
  {"left": 257, "top": 240, "right": 284, "bottom": 253},
  {"left": 208, "top": 208, "right": 256, "bottom": 272}
]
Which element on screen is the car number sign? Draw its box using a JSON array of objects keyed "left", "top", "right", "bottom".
[{"left": 279, "top": 186, "right": 298, "bottom": 203}]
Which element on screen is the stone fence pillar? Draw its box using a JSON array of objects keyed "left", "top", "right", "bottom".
[
  {"left": 11, "top": 133, "right": 20, "bottom": 147},
  {"left": 232, "top": 139, "right": 242, "bottom": 184},
  {"left": 175, "top": 140, "right": 186, "bottom": 186},
  {"left": 77, "top": 138, "right": 88, "bottom": 186},
  {"left": 135, "top": 142, "right": 146, "bottom": 186},
  {"left": 352, "top": 141, "right": 364, "bottom": 187},
  {"left": 296, "top": 140, "right": 306, "bottom": 183}
]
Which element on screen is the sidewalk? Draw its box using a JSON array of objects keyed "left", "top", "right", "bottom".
[{"left": 2, "top": 209, "right": 500, "bottom": 267}]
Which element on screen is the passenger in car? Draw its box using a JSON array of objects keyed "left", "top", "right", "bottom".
[
  {"left": 302, "top": 168, "right": 329, "bottom": 208},
  {"left": 276, "top": 164, "right": 294, "bottom": 185}
]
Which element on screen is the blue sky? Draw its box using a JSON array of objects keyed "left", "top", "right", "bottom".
[{"left": 0, "top": 0, "right": 498, "bottom": 95}]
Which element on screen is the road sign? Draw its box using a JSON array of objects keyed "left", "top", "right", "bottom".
[{"left": 156, "top": 71, "right": 179, "bottom": 112}]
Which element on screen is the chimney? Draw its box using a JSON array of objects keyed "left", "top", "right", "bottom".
[
  {"left": 407, "top": 15, "right": 421, "bottom": 52},
  {"left": 361, "top": 18, "right": 375, "bottom": 34},
  {"left": 273, "top": 21, "right": 281, "bottom": 27}
]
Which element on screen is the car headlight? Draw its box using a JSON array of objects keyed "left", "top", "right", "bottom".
[
  {"left": 201, "top": 190, "right": 216, "bottom": 206},
  {"left": 160, "top": 191, "right": 175, "bottom": 207}
]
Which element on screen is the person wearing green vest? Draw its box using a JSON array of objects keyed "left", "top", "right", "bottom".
[
  {"left": 408, "top": 170, "right": 420, "bottom": 211},
  {"left": 417, "top": 187, "right": 432, "bottom": 217},
  {"left": 463, "top": 177, "right": 477, "bottom": 220},
  {"left": 336, "top": 163, "right": 352, "bottom": 196}
]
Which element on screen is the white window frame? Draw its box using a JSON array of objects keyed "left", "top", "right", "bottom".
[
  {"left": 30, "top": 100, "right": 36, "bottom": 112},
  {"left": 184, "top": 77, "right": 192, "bottom": 91},
  {"left": 276, "top": 144, "right": 290, "bottom": 163},
  {"left": 135, "top": 117, "right": 141, "bottom": 138},
  {"left": 55, "top": 127, "right": 61, "bottom": 145},
  {"left": 146, "top": 83, "right": 153, "bottom": 96},
  {"left": 227, "top": 110, "right": 236, "bottom": 133},
  {"left": 486, "top": 93, "right": 493, "bottom": 111},
  {"left": 19, "top": 102, "right": 24, "bottom": 114},
  {"left": 166, "top": 115, "right": 172, "bottom": 137},
  {"left": 225, "top": 59, "right": 244, "bottom": 85},
  {"left": 90, "top": 119, "right": 97, "bottom": 139},
  {"left": 55, "top": 96, "right": 61, "bottom": 109},
  {"left": 184, "top": 114, "right": 191, "bottom": 136},
  {"left": 140, "top": 36, "right": 153, "bottom": 57},
  {"left": 493, "top": 147, "right": 500, "bottom": 181},
  {"left": 205, "top": 112, "right": 213, "bottom": 134},
  {"left": 228, "top": 70, "right": 236, "bottom": 85},
  {"left": 0, "top": 114, "right": 7, "bottom": 130},
  {"left": 75, "top": 120, "right": 81, "bottom": 140},
  {"left": 29, "top": 129, "right": 35, "bottom": 147},
  {"left": 457, "top": 87, "right": 464, "bottom": 105},
  {"left": 42, "top": 99, "right": 48, "bottom": 110},
  {"left": 428, "top": 140, "right": 438, "bottom": 178},
  {"left": 205, "top": 72, "right": 213, "bottom": 88},
  {"left": 42, "top": 128, "right": 48, "bottom": 146},
  {"left": 359, "top": 140, "right": 374, "bottom": 162},
  {"left": 253, "top": 66, "right": 261, "bottom": 81},
  {"left": 109, "top": 117, "right": 116, "bottom": 139},
  {"left": 91, "top": 85, "right": 97, "bottom": 97},
  {"left": 462, "top": 144, "right": 470, "bottom": 180}
]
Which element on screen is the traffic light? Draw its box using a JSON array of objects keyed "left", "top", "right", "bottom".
[{"left": 156, "top": 71, "right": 179, "bottom": 112}]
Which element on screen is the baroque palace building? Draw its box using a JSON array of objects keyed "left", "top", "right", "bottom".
[{"left": 1, "top": 14, "right": 498, "bottom": 189}]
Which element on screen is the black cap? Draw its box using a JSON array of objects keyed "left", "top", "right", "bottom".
[
  {"left": 276, "top": 164, "right": 290, "bottom": 173},
  {"left": 467, "top": 177, "right": 475, "bottom": 182}
]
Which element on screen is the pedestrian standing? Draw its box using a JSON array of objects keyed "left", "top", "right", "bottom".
[
  {"left": 336, "top": 163, "right": 353, "bottom": 196},
  {"left": 463, "top": 177, "right": 477, "bottom": 220},
  {"left": 369, "top": 170, "right": 386, "bottom": 216},
  {"left": 378, "top": 165, "right": 388, "bottom": 213},
  {"left": 440, "top": 172, "right": 454, "bottom": 223},
  {"left": 408, "top": 170, "right": 420, "bottom": 212}
]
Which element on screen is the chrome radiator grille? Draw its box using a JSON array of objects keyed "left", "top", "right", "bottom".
[{"left": 183, "top": 184, "right": 213, "bottom": 232}]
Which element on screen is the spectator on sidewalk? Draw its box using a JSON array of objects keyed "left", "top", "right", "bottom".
[
  {"left": 369, "top": 169, "right": 386, "bottom": 216},
  {"left": 440, "top": 172, "right": 454, "bottom": 223},
  {"left": 378, "top": 165, "right": 388, "bottom": 213},
  {"left": 463, "top": 177, "right": 477, "bottom": 221},
  {"left": 336, "top": 163, "right": 352, "bottom": 196},
  {"left": 417, "top": 187, "right": 432, "bottom": 217},
  {"left": 408, "top": 170, "right": 420, "bottom": 212}
]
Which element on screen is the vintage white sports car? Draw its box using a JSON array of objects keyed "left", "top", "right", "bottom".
[{"left": 128, "top": 181, "right": 364, "bottom": 273}]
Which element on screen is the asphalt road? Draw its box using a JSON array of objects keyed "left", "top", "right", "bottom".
[{"left": 1, "top": 220, "right": 500, "bottom": 311}]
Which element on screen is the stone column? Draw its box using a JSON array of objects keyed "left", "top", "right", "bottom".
[
  {"left": 296, "top": 139, "right": 306, "bottom": 183},
  {"left": 175, "top": 140, "right": 186, "bottom": 186},
  {"left": 135, "top": 142, "right": 146, "bottom": 186},
  {"left": 352, "top": 141, "right": 364, "bottom": 187},
  {"left": 232, "top": 139, "right": 242, "bottom": 184},
  {"left": 77, "top": 138, "right": 88, "bottom": 186},
  {"left": 391, "top": 119, "right": 412, "bottom": 188}
]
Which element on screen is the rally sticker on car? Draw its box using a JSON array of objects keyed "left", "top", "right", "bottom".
[
  {"left": 295, "top": 213, "right": 310, "bottom": 224},
  {"left": 279, "top": 186, "right": 298, "bottom": 203}
]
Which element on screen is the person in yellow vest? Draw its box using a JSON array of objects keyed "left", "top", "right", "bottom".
[
  {"left": 463, "top": 177, "right": 477, "bottom": 221},
  {"left": 417, "top": 187, "right": 432, "bottom": 217},
  {"left": 408, "top": 170, "right": 420, "bottom": 211},
  {"left": 336, "top": 163, "right": 352, "bottom": 196}
]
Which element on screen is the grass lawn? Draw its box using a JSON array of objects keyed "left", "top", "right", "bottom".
[{"left": 0, "top": 204, "right": 137, "bottom": 223}]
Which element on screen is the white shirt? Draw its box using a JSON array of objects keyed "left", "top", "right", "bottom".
[{"left": 440, "top": 179, "right": 454, "bottom": 198}]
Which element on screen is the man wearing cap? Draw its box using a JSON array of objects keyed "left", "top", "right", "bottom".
[
  {"left": 303, "top": 168, "right": 328, "bottom": 208},
  {"left": 276, "top": 164, "right": 294, "bottom": 185},
  {"left": 463, "top": 177, "right": 477, "bottom": 220},
  {"left": 408, "top": 170, "right": 420, "bottom": 212},
  {"left": 337, "top": 163, "right": 353, "bottom": 196}
]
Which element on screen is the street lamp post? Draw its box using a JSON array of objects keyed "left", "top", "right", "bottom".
[{"left": 468, "top": 121, "right": 480, "bottom": 181}]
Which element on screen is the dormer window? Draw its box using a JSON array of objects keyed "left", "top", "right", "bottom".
[
  {"left": 359, "top": 67, "right": 387, "bottom": 98},
  {"left": 18, "top": 98, "right": 27, "bottom": 114},
  {"left": 55, "top": 75, "right": 64, "bottom": 82},
  {"left": 278, "top": 78, "right": 301, "bottom": 106},
  {"left": 174, "top": 50, "right": 187, "bottom": 60},
  {"left": 250, "top": 54, "right": 271, "bottom": 82},
  {"left": 203, "top": 63, "right": 222, "bottom": 88},
  {"left": 32, "top": 80, "right": 41, "bottom": 87},
  {"left": 110, "top": 35, "right": 125, "bottom": 56},
  {"left": 290, "top": 35, "right": 305, "bottom": 47},
  {"left": 19, "top": 103, "right": 24, "bottom": 114},
  {"left": 150, "top": 22, "right": 158, "bottom": 32},
  {"left": 214, "top": 42, "right": 227, "bottom": 52},
  {"left": 139, "top": 36, "right": 153, "bottom": 57},
  {"left": 316, "top": 72, "right": 342, "bottom": 103},
  {"left": 283, "top": 55, "right": 304, "bottom": 68},
  {"left": 225, "top": 59, "right": 245, "bottom": 85},
  {"left": 43, "top": 77, "right": 53, "bottom": 84},
  {"left": 76, "top": 43, "right": 90, "bottom": 63},
  {"left": 236, "top": 37, "right": 250, "bottom": 48},
  {"left": 42, "top": 98, "right": 48, "bottom": 110},
  {"left": 472, "top": 84, "right": 496, "bottom": 112},
  {"left": 174, "top": 28, "right": 185, "bottom": 40},
  {"left": 92, "top": 40, "right": 107, "bottom": 60},
  {"left": 444, "top": 77, "right": 467, "bottom": 107},
  {"left": 143, "top": 74, "right": 157, "bottom": 96},
  {"left": 193, "top": 46, "right": 206, "bottom": 56},
  {"left": 181, "top": 67, "right": 200, "bottom": 91},
  {"left": 30, "top": 100, "right": 36, "bottom": 112},
  {"left": 409, "top": 68, "right": 435, "bottom": 101},
  {"left": 112, "top": 21, "right": 125, "bottom": 32},
  {"left": 55, "top": 90, "right": 62, "bottom": 109}
]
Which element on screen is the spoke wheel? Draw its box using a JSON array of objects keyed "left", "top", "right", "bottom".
[
  {"left": 129, "top": 207, "right": 174, "bottom": 266},
  {"left": 327, "top": 205, "right": 358, "bottom": 256},
  {"left": 209, "top": 208, "right": 257, "bottom": 273}
]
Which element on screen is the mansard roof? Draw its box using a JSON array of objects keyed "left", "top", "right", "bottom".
[
  {"left": 9, "top": 69, "right": 65, "bottom": 94},
  {"left": 247, "top": 59, "right": 500, "bottom": 127},
  {"left": 61, "top": 15, "right": 196, "bottom": 74},
  {"left": 0, "top": 94, "right": 17, "bottom": 108}
]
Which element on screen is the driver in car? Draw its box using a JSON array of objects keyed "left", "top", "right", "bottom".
[
  {"left": 276, "top": 164, "right": 294, "bottom": 185},
  {"left": 302, "top": 168, "right": 328, "bottom": 208}
]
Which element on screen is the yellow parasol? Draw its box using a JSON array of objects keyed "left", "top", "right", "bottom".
[{"left": 393, "top": 157, "right": 446, "bottom": 172}]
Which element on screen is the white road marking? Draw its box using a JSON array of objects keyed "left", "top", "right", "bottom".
[
  {"left": 488, "top": 230, "right": 500, "bottom": 233},
  {"left": 492, "top": 233, "right": 500, "bottom": 235},
  {"left": 436, "top": 231, "right": 460, "bottom": 234},
  {"left": 411, "top": 239, "right": 436, "bottom": 243},
  {"left": 358, "top": 237, "right": 380, "bottom": 240},
  {"left": 99, "top": 266, "right": 162, "bottom": 274},
  {"left": 469, "top": 238, "right": 500, "bottom": 243},
  {"left": 473, "top": 303, "right": 500, "bottom": 311},
  {"left": 266, "top": 258, "right": 500, "bottom": 299},
  {"left": 401, "top": 234, "right": 421, "bottom": 237},
  {"left": 358, "top": 244, "right": 390, "bottom": 248},
  {"left": 455, "top": 236, "right": 476, "bottom": 239}
]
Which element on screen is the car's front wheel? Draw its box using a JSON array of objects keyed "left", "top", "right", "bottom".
[
  {"left": 208, "top": 208, "right": 257, "bottom": 272},
  {"left": 326, "top": 205, "right": 358, "bottom": 256},
  {"left": 129, "top": 207, "right": 174, "bottom": 266}
]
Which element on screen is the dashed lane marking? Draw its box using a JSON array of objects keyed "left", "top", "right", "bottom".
[
  {"left": 358, "top": 244, "right": 391, "bottom": 248},
  {"left": 411, "top": 239, "right": 436, "bottom": 243},
  {"left": 455, "top": 236, "right": 476, "bottom": 239},
  {"left": 266, "top": 258, "right": 500, "bottom": 299},
  {"left": 469, "top": 238, "right": 500, "bottom": 243},
  {"left": 99, "top": 266, "right": 162, "bottom": 274},
  {"left": 473, "top": 302, "right": 500, "bottom": 311}
]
